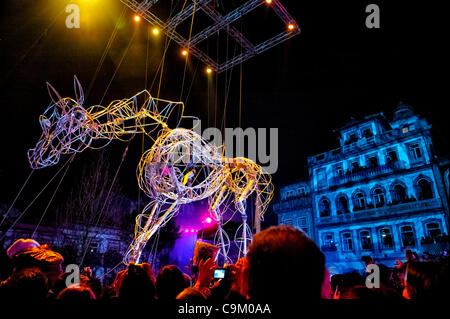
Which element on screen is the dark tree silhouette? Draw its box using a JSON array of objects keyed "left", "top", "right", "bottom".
[{"left": 55, "top": 150, "right": 126, "bottom": 265}]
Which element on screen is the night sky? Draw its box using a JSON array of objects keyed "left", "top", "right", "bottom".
[{"left": 0, "top": 0, "right": 447, "bottom": 226}]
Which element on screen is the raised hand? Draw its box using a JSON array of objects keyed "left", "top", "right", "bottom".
[{"left": 195, "top": 258, "right": 216, "bottom": 289}]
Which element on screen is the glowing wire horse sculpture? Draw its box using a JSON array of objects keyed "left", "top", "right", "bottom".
[
  {"left": 209, "top": 157, "right": 273, "bottom": 264},
  {"left": 125, "top": 128, "right": 227, "bottom": 264},
  {"left": 27, "top": 77, "right": 274, "bottom": 266},
  {"left": 28, "top": 76, "right": 184, "bottom": 169},
  {"left": 128, "top": 128, "right": 274, "bottom": 265}
]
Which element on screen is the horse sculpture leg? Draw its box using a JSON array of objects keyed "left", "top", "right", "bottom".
[
  {"left": 126, "top": 201, "right": 178, "bottom": 264},
  {"left": 242, "top": 212, "right": 248, "bottom": 255},
  {"left": 210, "top": 185, "right": 230, "bottom": 264},
  {"left": 213, "top": 210, "right": 229, "bottom": 264},
  {"left": 126, "top": 202, "right": 159, "bottom": 264},
  {"left": 236, "top": 179, "right": 254, "bottom": 257}
]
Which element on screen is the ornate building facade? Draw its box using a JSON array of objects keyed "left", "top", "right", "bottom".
[
  {"left": 272, "top": 180, "right": 313, "bottom": 237},
  {"left": 274, "top": 104, "right": 449, "bottom": 273}
]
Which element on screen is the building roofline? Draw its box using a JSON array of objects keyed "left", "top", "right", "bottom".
[
  {"left": 332, "top": 112, "right": 389, "bottom": 133},
  {"left": 277, "top": 178, "right": 310, "bottom": 188}
]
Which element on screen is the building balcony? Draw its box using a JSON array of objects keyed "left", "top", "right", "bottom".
[
  {"left": 307, "top": 128, "right": 420, "bottom": 167},
  {"left": 317, "top": 198, "right": 442, "bottom": 226},
  {"left": 273, "top": 197, "right": 312, "bottom": 214},
  {"left": 342, "top": 130, "right": 408, "bottom": 153},
  {"left": 321, "top": 244, "right": 338, "bottom": 252},
  {"left": 329, "top": 161, "right": 406, "bottom": 187},
  {"left": 421, "top": 241, "right": 449, "bottom": 258}
]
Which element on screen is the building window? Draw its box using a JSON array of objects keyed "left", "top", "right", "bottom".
[
  {"left": 426, "top": 222, "right": 442, "bottom": 239},
  {"left": 323, "top": 233, "right": 334, "bottom": 246},
  {"left": 362, "top": 128, "right": 373, "bottom": 138},
  {"left": 335, "top": 164, "right": 344, "bottom": 177},
  {"left": 319, "top": 198, "right": 331, "bottom": 217},
  {"left": 351, "top": 161, "right": 360, "bottom": 171},
  {"left": 400, "top": 225, "right": 416, "bottom": 248},
  {"left": 342, "top": 232, "right": 353, "bottom": 251},
  {"left": 347, "top": 133, "right": 358, "bottom": 144},
  {"left": 297, "top": 187, "right": 306, "bottom": 196},
  {"left": 283, "top": 219, "right": 294, "bottom": 226},
  {"left": 297, "top": 217, "right": 309, "bottom": 234},
  {"left": 359, "top": 230, "right": 372, "bottom": 250},
  {"left": 391, "top": 184, "right": 408, "bottom": 203},
  {"left": 402, "top": 126, "right": 409, "bottom": 134},
  {"left": 317, "top": 168, "right": 327, "bottom": 188},
  {"left": 386, "top": 150, "right": 398, "bottom": 164},
  {"left": 353, "top": 192, "right": 366, "bottom": 211},
  {"left": 379, "top": 228, "right": 394, "bottom": 250},
  {"left": 367, "top": 155, "right": 379, "bottom": 168},
  {"left": 408, "top": 143, "right": 422, "bottom": 160},
  {"left": 89, "top": 242, "right": 99, "bottom": 253},
  {"left": 417, "top": 178, "right": 433, "bottom": 200},
  {"left": 336, "top": 195, "right": 349, "bottom": 215},
  {"left": 372, "top": 188, "right": 385, "bottom": 207},
  {"left": 322, "top": 233, "right": 337, "bottom": 251}
]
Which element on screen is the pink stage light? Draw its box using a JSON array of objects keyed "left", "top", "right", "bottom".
[
  {"left": 205, "top": 217, "right": 212, "bottom": 224},
  {"left": 191, "top": 229, "right": 195, "bottom": 232},
  {"left": 185, "top": 229, "right": 189, "bottom": 233}
]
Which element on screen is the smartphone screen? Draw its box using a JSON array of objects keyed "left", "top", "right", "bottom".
[{"left": 214, "top": 269, "right": 225, "bottom": 279}]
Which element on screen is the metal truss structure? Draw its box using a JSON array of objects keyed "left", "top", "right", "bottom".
[{"left": 120, "top": 0, "right": 300, "bottom": 73}]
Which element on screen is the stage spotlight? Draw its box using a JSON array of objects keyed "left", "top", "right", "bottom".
[
  {"left": 185, "top": 229, "right": 189, "bottom": 233},
  {"left": 265, "top": 0, "right": 272, "bottom": 4},
  {"left": 288, "top": 23, "right": 295, "bottom": 30},
  {"left": 181, "top": 49, "right": 188, "bottom": 56},
  {"left": 205, "top": 217, "right": 212, "bottom": 224},
  {"left": 152, "top": 28, "right": 159, "bottom": 35},
  {"left": 206, "top": 67, "right": 212, "bottom": 74},
  {"left": 134, "top": 15, "right": 141, "bottom": 22},
  {"left": 190, "top": 229, "right": 195, "bottom": 232}
]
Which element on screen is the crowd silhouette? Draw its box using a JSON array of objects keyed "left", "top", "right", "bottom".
[{"left": 0, "top": 226, "right": 448, "bottom": 301}]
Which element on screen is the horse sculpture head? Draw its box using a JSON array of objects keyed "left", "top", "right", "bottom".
[{"left": 28, "top": 76, "right": 93, "bottom": 169}]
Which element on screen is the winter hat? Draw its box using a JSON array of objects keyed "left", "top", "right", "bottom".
[{"left": 7, "top": 238, "right": 41, "bottom": 259}]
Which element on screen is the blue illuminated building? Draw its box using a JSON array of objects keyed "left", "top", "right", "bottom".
[
  {"left": 272, "top": 181, "right": 314, "bottom": 236},
  {"left": 274, "top": 104, "right": 449, "bottom": 273}
]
